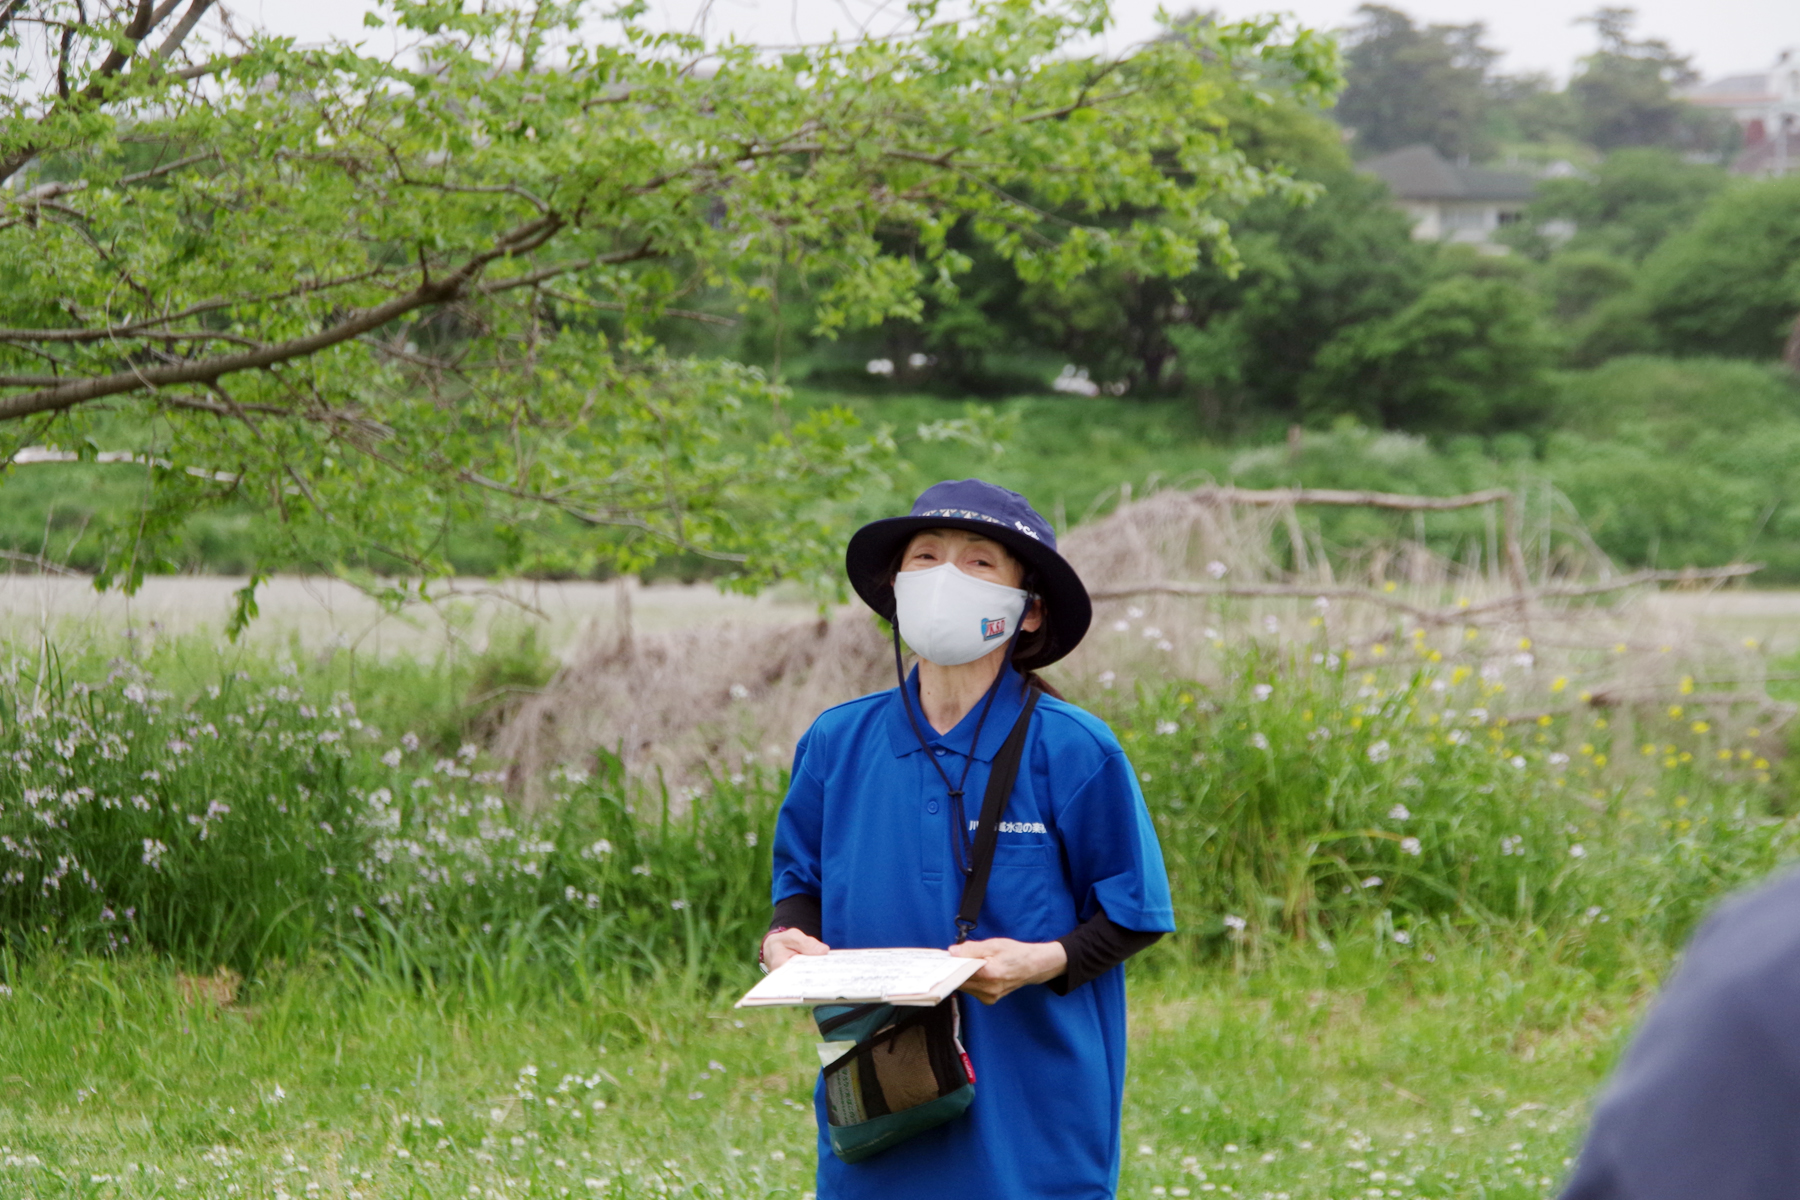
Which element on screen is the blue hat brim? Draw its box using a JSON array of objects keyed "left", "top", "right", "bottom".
[{"left": 845, "top": 515, "right": 1092, "bottom": 671}]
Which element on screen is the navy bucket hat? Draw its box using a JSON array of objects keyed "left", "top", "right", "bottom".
[{"left": 846, "top": 479, "right": 1092, "bottom": 671}]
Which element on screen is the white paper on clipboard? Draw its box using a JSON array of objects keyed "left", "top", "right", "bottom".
[{"left": 736, "top": 948, "right": 983, "bottom": 1008}]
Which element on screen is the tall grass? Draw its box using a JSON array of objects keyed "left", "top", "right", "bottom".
[
  {"left": 4, "top": 626, "right": 1792, "bottom": 997},
  {"left": 1121, "top": 640, "right": 1793, "bottom": 974},
  {"left": 0, "top": 640, "right": 774, "bottom": 983}
]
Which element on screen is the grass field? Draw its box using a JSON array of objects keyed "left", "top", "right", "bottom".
[
  {"left": 0, "top": 938, "right": 1640, "bottom": 1199},
  {"left": 2, "top": 612, "right": 1793, "bottom": 1199}
]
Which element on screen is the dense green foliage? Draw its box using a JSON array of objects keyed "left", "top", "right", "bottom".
[
  {"left": 1635, "top": 176, "right": 1800, "bottom": 359},
  {"left": 0, "top": 0, "right": 1336, "bottom": 611},
  {"left": 1301, "top": 274, "right": 1557, "bottom": 431},
  {"left": 1510, "top": 148, "right": 1728, "bottom": 264}
]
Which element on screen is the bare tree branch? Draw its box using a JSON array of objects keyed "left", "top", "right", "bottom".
[
  {"left": 0, "top": 549, "right": 84, "bottom": 576},
  {"left": 0, "top": 266, "right": 402, "bottom": 346},
  {"left": 148, "top": 0, "right": 212, "bottom": 63},
  {"left": 3, "top": 0, "right": 178, "bottom": 185},
  {"left": 0, "top": 214, "right": 582, "bottom": 420}
]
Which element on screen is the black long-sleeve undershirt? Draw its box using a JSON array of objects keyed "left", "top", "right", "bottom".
[{"left": 768, "top": 893, "right": 1162, "bottom": 993}]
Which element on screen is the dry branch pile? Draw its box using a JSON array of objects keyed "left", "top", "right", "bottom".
[{"left": 496, "top": 485, "right": 1784, "bottom": 800}]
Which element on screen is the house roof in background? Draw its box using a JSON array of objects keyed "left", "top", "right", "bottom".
[
  {"left": 1359, "top": 145, "right": 1538, "bottom": 203},
  {"left": 1684, "top": 72, "right": 1776, "bottom": 106}
]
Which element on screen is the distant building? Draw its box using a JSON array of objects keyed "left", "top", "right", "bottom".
[
  {"left": 1683, "top": 50, "right": 1800, "bottom": 176},
  {"left": 1358, "top": 144, "right": 1537, "bottom": 246}
]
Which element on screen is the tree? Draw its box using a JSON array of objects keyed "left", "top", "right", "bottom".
[
  {"left": 1172, "top": 159, "right": 1429, "bottom": 420},
  {"left": 0, "top": 0, "right": 1337, "bottom": 621},
  {"left": 1636, "top": 176, "right": 1800, "bottom": 360},
  {"left": 1516, "top": 148, "right": 1727, "bottom": 262},
  {"left": 1332, "top": 4, "right": 1498, "bottom": 161},
  {"left": 1569, "top": 8, "right": 1732, "bottom": 153},
  {"left": 1300, "top": 274, "right": 1559, "bottom": 432}
]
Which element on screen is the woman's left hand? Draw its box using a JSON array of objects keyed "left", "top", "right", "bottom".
[{"left": 949, "top": 937, "right": 1068, "bottom": 1004}]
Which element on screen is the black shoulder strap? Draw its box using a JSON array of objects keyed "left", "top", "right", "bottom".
[{"left": 955, "top": 684, "right": 1042, "bottom": 944}]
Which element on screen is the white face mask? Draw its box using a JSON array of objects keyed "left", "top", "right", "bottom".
[{"left": 893, "top": 562, "right": 1030, "bottom": 667}]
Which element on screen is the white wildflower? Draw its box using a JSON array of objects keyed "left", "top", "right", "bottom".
[
  {"left": 1367, "top": 740, "right": 1391, "bottom": 764},
  {"left": 1206, "top": 561, "right": 1228, "bottom": 579},
  {"left": 1387, "top": 803, "right": 1411, "bottom": 820},
  {"left": 1252, "top": 683, "right": 1273, "bottom": 702},
  {"left": 1400, "top": 837, "right": 1422, "bottom": 856},
  {"left": 1155, "top": 720, "right": 1179, "bottom": 736}
]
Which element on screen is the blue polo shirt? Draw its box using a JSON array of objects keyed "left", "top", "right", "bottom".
[{"left": 771, "top": 663, "right": 1175, "bottom": 1200}]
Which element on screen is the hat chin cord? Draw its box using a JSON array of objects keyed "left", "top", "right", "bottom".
[{"left": 891, "top": 621, "right": 1027, "bottom": 943}]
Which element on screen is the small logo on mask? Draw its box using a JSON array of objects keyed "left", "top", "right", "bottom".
[{"left": 981, "top": 617, "right": 1007, "bottom": 641}]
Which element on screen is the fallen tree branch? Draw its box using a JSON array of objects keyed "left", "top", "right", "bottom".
[
  {"left": 0, "top": 549, "right": 84, "bottom": 576},
  {"left": 1090, "top": 564, "right": 1764, "bottom": 626},
  {"left": 1189, "top": 484, "right": 1513, "bottom": 512}
]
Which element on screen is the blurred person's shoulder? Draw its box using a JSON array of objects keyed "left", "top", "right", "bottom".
[{"left": 1676, "top": 866, "right": 1800, "bottom": 998}]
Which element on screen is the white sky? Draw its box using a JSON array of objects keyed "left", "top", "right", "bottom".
[{"left": 246, "top": 0, "right": 1795, "bottom": 84}]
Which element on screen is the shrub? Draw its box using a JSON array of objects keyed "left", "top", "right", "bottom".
[
  {"left": 1301, "top": 275, "right": 1560, "bottom": 433},
  {"left": 1637, "top": 175, "right": 1800, "bottom": 359}
]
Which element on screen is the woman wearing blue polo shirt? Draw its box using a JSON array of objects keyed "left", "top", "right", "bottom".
[{"left": 764, "top": 479, "right": 1176, "bottom": 1200}]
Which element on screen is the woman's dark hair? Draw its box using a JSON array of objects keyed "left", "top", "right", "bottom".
[{"left": 885, "top": 548, "right": 1065, "bottom": 701}]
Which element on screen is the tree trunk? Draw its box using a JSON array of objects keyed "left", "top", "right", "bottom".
[{"left": 1786, "top": 312, "right": 1800, "bottom": 373}]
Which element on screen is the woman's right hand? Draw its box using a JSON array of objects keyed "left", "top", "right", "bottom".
[{"left": 762, "top": 927, "right": 830, "bottom": 972}]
